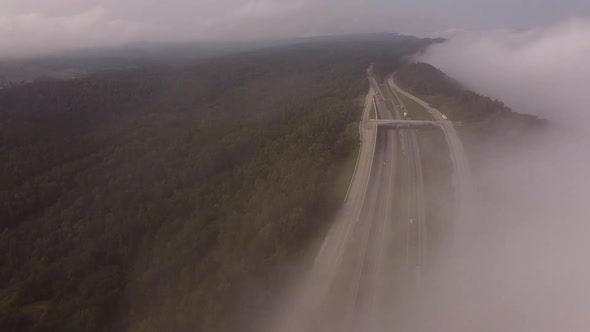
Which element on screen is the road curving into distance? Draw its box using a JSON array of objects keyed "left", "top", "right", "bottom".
[
  {"left": 274, "top": 66, "right": 470, "bottom": 332},
  {"left": 387, "top": 75, "right": 473, "bottom": 228},
  {"left": 382, "top": 75, "right": 428, "bottom": 289}
]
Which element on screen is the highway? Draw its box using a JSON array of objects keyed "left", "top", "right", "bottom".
[
  {"left": 275, "top": 66, "right": 429, "bottom": 332},
  {"left": 274, "top": 79, "right": 382, "bottom": 331},
  {"left": 381, "top": 76, "right": 428, "bottom": 287},
  {"left": 274, "top": 62, "right": 478, "bottom": 332},
  {"left": 387, "top": 76, "right": 473, "bottom": 225}
]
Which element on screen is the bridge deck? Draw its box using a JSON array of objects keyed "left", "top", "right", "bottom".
[{"left": 373, "top": 120, "right": 438, "bottom": 127}]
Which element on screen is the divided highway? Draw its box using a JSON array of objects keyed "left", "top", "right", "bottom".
[
  {"left": 381, "top": 76, "right": 428, "bottom": 286},
  {"left": 387, "top": 76, "right": 473, "bottom": 223},
  {"left": 275, "top": 66, "right": 470, "bottom": 332},
  {"left": 276, "top": 67, "right": 403, "bottom": 332}
]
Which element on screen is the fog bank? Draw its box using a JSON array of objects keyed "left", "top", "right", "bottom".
[
  {"left": 421, "top": 18, "right": 590, "bottom": 126},
  {"left": 416, "top": 18, "right": 590, "bottom": 331}
]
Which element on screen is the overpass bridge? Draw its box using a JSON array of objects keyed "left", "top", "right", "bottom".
[
  {"left": 373, "top": 119, "right": 438, "bottom": 128},
  {"left": 275, "top": 65, "right": 469, "bottom": 332}
]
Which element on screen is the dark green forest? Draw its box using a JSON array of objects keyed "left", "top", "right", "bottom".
[
  {"left": 0, "top": 36, "right": 435, "bottom": 332},
  {"left": 395, "top": 62, "right": 535, "bottom": 122},
  {"left": 395, "top": 62, "right": 546, "bottom": 155}
]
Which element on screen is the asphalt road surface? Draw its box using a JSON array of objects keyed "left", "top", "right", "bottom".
[
  {"left": 275, "top": 66, "right": 431, "bottom": 332},
  {"left": 273, "top": 63, "right": 484, "bottom": 332},
  {"left": 383, "top": 76, "right": 428, "bottom": 287},
  {"left": 387, "top": 76, "right": 473, "bottom": 226}
]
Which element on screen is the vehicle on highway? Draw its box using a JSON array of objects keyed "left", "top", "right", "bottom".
[
  {"left": 441, "top": 114, "right": 448, "bottom": 120},
  {"left": 409, "top": 218, "right": 414, "bottom": 224},
  {"left": 403, "top": 111, "right": 408, "bottom": 118}
]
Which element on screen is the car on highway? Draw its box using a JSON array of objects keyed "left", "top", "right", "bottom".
[
  {"left": 403, "top": 111, "right": 408, "bottom": 118},
  {"left": 409, "top": 218, "right": 414, "bottom": 224},
  {"left": 441, "top": 114, "right": 448, "bottom": 120}
]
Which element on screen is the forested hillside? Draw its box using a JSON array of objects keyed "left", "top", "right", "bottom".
[
  {"left": 396, "top": 63, "right": 538, "bottom": 123},
  {"left": 395, "top": 62, "right": 546, "bottom": 156},
  {"left": 0, "top": 35, "right": 434, "bottom": 332}
]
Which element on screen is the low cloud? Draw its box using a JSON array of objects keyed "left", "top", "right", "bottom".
[
  {"left": 417, "top": 18, "right": 590, "bottom": 331},
  {"left": 0, "top": 6, "right": 140, "bottom": 58},
  {"left": 0, "top": 1, "right": 319, "bottom": 57},
  {"left": 4, "top": 1, "right": 589, "bottom": 58},
  {"left": 420, "top": 18, "right": 590, "bottom": 127}
]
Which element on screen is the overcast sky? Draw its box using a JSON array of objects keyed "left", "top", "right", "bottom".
[{"left": 1, "top": 0, "right": 589, "bottom": 57}]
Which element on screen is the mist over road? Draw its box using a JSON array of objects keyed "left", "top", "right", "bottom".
[
  {"left": 273, "top": 65, "right": 472, "bottom": 331},
  {"left": 273, "top": 67, "right": 420, "bottom": 331},
  {"left": 412, "top": 18, "right": 590, "bottom": 332}
]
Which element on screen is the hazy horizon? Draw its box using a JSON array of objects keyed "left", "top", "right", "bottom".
[{"left": 1, "top": 0, "right": 589, "bottom": 58}]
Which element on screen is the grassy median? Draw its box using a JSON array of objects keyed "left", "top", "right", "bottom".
[{"left": 397, "top": 93, "right": 433, "bottom": 121}]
